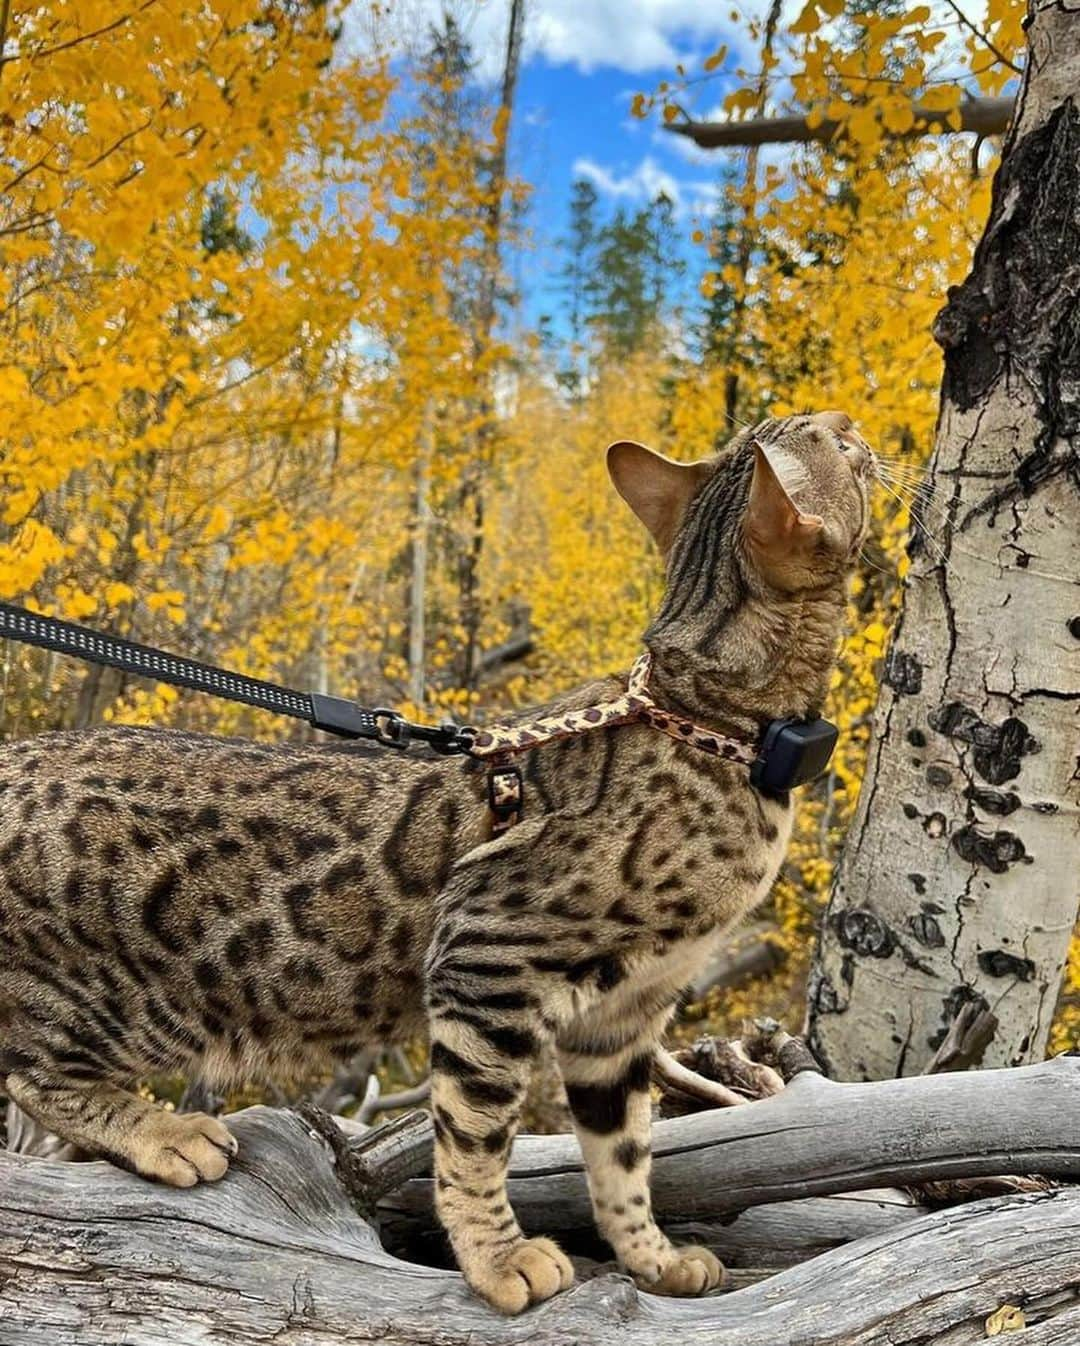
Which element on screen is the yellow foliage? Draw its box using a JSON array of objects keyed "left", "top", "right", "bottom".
[{"left": 2, "top": 0, "right": 1072, "bottom": 1058}]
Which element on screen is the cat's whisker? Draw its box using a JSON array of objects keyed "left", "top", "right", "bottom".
[
  {"left": 874, "top": 458, "right": 932, "bottom": 486},
  {"left": 874, "top": 461, "right": 933, "bottom": 491},
  {"left": 858, "top": 546, "right": 895, "bottom": 579},
  {"left": 890, "top": 505, "right": 952, "bottom": 569},
  {"left": 877, "top": 471, "right": 957, "bottom": 540},
  {"left": 876, "top": 475, "right": 952, "bottom": 571}
]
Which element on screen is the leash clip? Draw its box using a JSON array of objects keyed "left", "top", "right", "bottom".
[{"left": 372, "top": 708, "right": 410, "bottom": 749}]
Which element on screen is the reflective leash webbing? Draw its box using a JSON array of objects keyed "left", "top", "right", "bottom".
[{"left": 0, "top": 602, "right": 467, "bottom": 753}]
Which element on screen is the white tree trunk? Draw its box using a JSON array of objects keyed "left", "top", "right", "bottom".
[{"left": 809, "top": 0, "right": 1080, "bottom": 1079}]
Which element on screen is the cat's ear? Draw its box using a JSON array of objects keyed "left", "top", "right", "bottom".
[
  {"left": 607, "top": 441, "right": 711, "bottom": 553},
  {"left": 744, "top": 442, "right": 824, "bottom": 569}
]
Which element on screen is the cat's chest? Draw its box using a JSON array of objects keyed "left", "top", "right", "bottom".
[{"left": 615, "top": 778, "right": 794, "bottom": 932}]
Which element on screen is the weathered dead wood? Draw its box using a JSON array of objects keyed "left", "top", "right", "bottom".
[
  {"left": 669, "top": 95, "right": 1014, "bottom": 149},
  {"left": 656, "top": 1030, "right": 787, "bottom": 1115},
  {"left": 924, "top": 999, "right": 1000, "bottom": 1074},
  {"left": 684, "top": 922, "right": 785, "bottom": 1000},
  {"left": 357, "top": 1075, "right": 431, "bottom": 1125},
  {"left": 654, "top": 1046, "right": 750, "bottom": 1110},
  {"left": 4, "top": 1101, "right": 1080, "bottom": 1346},
  {"left": 382, "top": 1054, "right": 1080, "bottom": 1239}
]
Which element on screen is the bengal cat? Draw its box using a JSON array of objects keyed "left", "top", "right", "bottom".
[{"left": 0, "top": 412, "right": 875, "bottom": 1313}]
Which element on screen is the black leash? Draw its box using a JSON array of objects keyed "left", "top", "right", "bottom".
[{"left": 0, "top": 602, "right": 474, "bottom": 755}]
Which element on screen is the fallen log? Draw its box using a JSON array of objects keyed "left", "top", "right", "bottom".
[
  {"left": 5, "top": 1055, "right": 1080, "bottom": 1344},
  {"left": 4, "top": 1101, "right": 1080, "bottom": 1345},
  {"left": 383, "top": 1053, "right": 1080, "bottom": 1239},
  {"left": 683, "top": 922, "right": 786, "bottom": 1002}
]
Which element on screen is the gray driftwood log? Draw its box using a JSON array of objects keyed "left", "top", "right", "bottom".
[
  {"left": 382, "top": 1054, "right": 1080, "bottom": 1237},
  {"left": 5, "top": 1056, "right": 1080, "bottom": 1345}
]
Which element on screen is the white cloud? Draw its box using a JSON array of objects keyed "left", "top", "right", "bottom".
[
  {"left": 573, "top": 154, "right": 681, "bottom": 202},
  {"left": 353, "top": 0, "right": 760, "bottom": 79},
  {"left": 572, "top": 153, "right": 719, "bottom": 215}
]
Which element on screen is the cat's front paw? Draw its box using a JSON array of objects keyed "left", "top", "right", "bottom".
[
  {"left": 465, "top": 1236, "right": 574, "bottom": 1315},
  {"left": 130, "top": 1110, "right": 238, "bottom": 1187},
  {"left": 641, "top": 1244, "right": 724, "bottom": 1297}
]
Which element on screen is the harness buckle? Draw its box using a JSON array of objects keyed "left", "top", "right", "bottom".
[{"left": 487, "top": 763, "right": 523, "bottom": 834}]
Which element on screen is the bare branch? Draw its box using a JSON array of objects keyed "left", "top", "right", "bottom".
[
  {"left": 356, "top": 1078, "right": 431, "bottom": 1126},
  {"left": 669, "top": 95, "right": 1015, "bottom": 149},
  {"left": 4, "top": 1, "right": 158, "bottom": 65},
  {"left": 653, "top": 1048, "right": 750, "bottom": 1111}
]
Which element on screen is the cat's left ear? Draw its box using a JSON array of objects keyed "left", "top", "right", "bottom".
[
  {"left": 744, "top": 443, "right": 824, "bottom": 570},
  {"left": 607, "top": 441, "right": 711, "bottom": 554}
]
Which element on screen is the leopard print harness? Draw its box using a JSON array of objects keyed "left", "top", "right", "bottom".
[{"left": 467, "top": 652, "right": 758, "bottom": 834}]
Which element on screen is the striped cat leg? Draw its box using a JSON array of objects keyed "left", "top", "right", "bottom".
[
  {"left": 6, "top": 1065, "right": 236, "bottom": 1187},
  {"left": 558, "top": 1022, "right": 724, "bottom": 1296},
  {"left": 426, "top": 1011, "right": 573, "bottom": 1313}
]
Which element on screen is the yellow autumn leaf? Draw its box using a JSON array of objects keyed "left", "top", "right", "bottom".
[
  {"left": 881, "top": 100, "right": 916, "bottom": 135},
  {"left": 790, "top": 2, "right": 821, "bottom": 35},
  {"left": 985, "top": 1304, "right": 1025, "bottom": 1335},
  {"left": 845, "top": 103, "right": 881, "bottom": 147},
  {"left": 920, "top": 85, "right": 963, "bottom": 112},
  {"left": 63, "top": 589, "right": 98, "bottom": 620},
  {"left": 104, "top": 582, "right": 135, "bottom": 607}
]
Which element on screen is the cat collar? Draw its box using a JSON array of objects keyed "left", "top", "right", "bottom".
[{"left": 466, "top": 653, "right": 838, "bottom": 834}]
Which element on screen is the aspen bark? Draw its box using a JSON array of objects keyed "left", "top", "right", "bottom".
[{"left": 808, "top": 0, "right": 1080, "bottom": 1079}]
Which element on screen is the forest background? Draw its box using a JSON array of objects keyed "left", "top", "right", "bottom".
[{"left": 4, "top": 0, "right": 1072, "bottom": 1079}]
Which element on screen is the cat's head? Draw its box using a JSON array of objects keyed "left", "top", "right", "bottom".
[{"left": 608, "top": 412, "right": 876, "bottom": 598}]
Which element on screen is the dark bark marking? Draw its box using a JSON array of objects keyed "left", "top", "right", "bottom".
[
  {"left": 951, "top": 824, "right": 1030, "bottom": 873},
  {"left": 977, "top": 949, "right": 1036, "bottom": 981},
  {"left": 831, "top": 908, "right": 895, "bottom": 959}
]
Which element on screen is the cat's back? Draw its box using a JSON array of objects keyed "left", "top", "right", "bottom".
[{"left": 0, "top": 723, "right": 479, "bottom": 963}]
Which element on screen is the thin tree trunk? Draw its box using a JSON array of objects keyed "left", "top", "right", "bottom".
[
  {"left": 808, "top": 0, "right": 1080, "bottom": 1080},
  {"left": 408, "top": 410, "right": 433, "bottom": 708},
  {"left": 724, "top": 0, "right": 782, "bottom": 424},
  {"left": 457, "top": 0, "right": 525, "bottom": 692}
]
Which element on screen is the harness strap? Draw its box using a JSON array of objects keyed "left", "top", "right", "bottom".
[{"left": 471, "top": 653, "right": 758, "bottom": 833}]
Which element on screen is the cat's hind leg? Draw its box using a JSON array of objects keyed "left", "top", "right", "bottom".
[{"left": 6, "top": 1064, "right": 236, "bottom": 1187}]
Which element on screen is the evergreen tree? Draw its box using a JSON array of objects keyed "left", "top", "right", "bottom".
[
  {"left": 590, "top": 197, "right": 672, "bottom": 358},
  {"left": 555, "top": 177, "right": 599, "bottom": 395}
]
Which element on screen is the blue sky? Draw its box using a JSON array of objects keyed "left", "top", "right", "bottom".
[
  {"left": 511, "top": 51, "right": 726, "bottom": 330},
  {"left": 365, "top": 1, "right": 770, "bottom": 335}
]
